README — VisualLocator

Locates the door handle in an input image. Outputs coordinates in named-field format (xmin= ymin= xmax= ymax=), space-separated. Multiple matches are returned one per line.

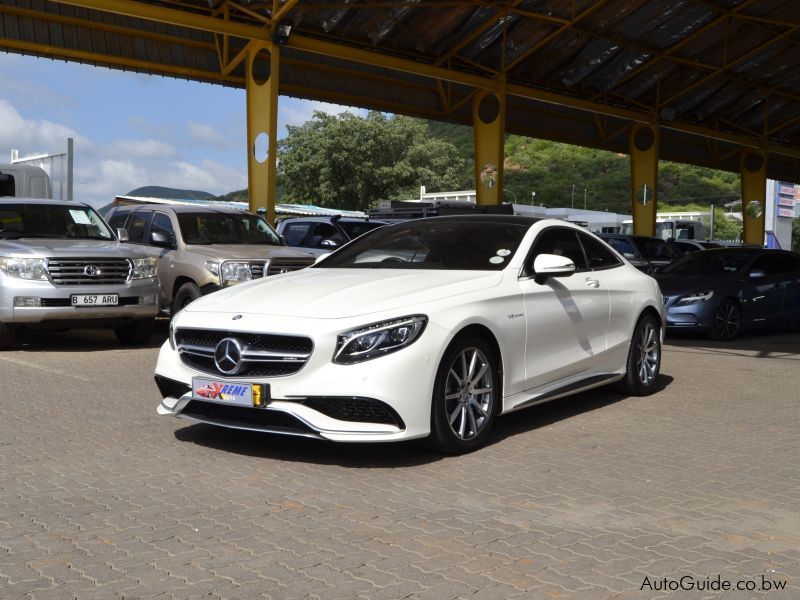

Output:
xmin=585 ymin=277 xmax=600 ymax=288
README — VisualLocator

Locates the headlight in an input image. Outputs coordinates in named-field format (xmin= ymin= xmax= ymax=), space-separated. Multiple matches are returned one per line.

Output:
xmin=130 ymin=257 xmax=157 ymax=279
xmin=220 ymin=261 xmax=253 ymax=284
xmin=334 ymin=315 xmax=427 ymax=364
xmin=0 ymin=257 xmax=48 ymax=280
xmin=677 ymin=290 xmax=714 ymax=306
xmin=206 ymin=260 xmax=253 ymax=285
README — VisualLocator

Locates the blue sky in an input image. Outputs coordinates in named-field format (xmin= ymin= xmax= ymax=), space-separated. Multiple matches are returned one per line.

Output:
xmin=0 ymin=52 xmax=363 ymax=208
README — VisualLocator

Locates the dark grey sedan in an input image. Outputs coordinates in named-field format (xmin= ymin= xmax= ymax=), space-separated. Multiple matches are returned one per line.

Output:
xmin=655 ymin=248 xmax=800 ymax=340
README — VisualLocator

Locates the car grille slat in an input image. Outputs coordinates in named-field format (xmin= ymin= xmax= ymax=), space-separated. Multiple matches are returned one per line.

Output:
xmin=267 ymin=257 xmax=315 ymax=276
xmin=47 ymin=258 xmax=131 ymax=285
xmin=175 ymin=328 xmax=313 ymax=377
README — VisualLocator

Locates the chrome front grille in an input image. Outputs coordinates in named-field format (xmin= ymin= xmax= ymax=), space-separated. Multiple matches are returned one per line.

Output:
xmin=267 ymin=257 xmax=315 ymax=276
xmin=175 ymin=328 xmax=314 ymax=377
xmin=47 ymin=258 xmax=131 ymax=285
xmin=249 ymin=261 xmax=266 ymax=278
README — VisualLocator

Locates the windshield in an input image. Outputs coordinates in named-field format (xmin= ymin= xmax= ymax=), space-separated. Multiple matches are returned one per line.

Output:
xmin=0 ymin=203 xmax=114 ymax=240
xmin=317 ymin=219 xmax=530 ymax=270
xmin=636 ymin=237 xmax=678 ymax=260
xmin=177 ymin=212 xmax=281 ymax=245
xmin=661 ymin=250 xmax=754 ymax=275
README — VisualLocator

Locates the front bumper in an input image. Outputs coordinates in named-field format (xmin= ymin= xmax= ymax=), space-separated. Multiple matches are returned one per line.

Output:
xmin=0 ymin=275 xmax=159 ymax=323
xmin=154 ymin=315 xmax=448 ymax=443
xmin=663 ymin=296 xmax=714 ymax=330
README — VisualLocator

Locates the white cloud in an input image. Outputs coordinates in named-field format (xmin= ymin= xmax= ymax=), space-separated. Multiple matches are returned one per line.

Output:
xmin=1 ymin=98 xmax=245 ymax=207
xmin=279 ymin=99 xmax=366 ymax=131
xmin=0 ymin=98 xmax=82 ymax=157
xmin=186 ymin=122 xmax=228 ymax=147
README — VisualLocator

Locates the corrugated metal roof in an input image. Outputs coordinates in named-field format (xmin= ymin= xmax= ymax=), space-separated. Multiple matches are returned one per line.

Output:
xmin=1 ymin=1 xmax=799 ymax=180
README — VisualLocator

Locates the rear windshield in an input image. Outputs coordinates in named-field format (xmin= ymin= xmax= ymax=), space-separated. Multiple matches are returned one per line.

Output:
xmin=0 ymin=203 xmax=114 ymax=240
xmin=317 ymin=220 xmax=529 ymax=270
xmin=177 ymin=212 xmax=281 ymax=245
xmin=661 ymin=251 xmax=754 ymax=275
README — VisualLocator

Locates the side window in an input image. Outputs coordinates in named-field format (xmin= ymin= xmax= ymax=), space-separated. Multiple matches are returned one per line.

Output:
xmin=779 ymin=254 xmax=800 ymax=274
xmin=578 ymin=232 xmax=622 ymax=269
xmin=150 ymin=212 xmax=176 ymax=246
xmin=637 ymin=238 xmax=676 ymax=260
xmin=0 ymin=173 xmax=15 ymax=196
xmin=530 ymin=228 xmax=588 ymax=272
xmin=311 ymin=222 xmax=346 ymax=248
xmin=127 ymin=210 xmax=152 ymax=244
xmin=749 ymin=254 xmax=781 ymax=276
xmin=606 ymin=237 xmax=636 ymax=257
xmin=283 ymin=222 xmax=313 ymax=247
xmin=107 ymin=211 xmax=128 ymax=231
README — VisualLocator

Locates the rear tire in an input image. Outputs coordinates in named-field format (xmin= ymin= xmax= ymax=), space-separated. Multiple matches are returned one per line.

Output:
xmin=429 ymin=335 xmax=500 ymax=454
xmin=710 ymin=299 xmax=741 ymax=341
xmin=172 ymin=282 xmax=201 ymax=315
xmin=616 ymin=313 xmax=661 ymax=396
xmin=0 ymin=322 xmax=16 ymax=350
xmin=115 ymin=318 xmax=155 ymax=346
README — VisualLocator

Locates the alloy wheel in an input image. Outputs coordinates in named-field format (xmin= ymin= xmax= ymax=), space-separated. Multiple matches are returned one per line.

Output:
xmin=714 ymin=302 xmax=741 ymax=340
xmin=636 ymin=321 xmax=659 ymax=386
xmin=443 ymin=347 xmax=494 ymax=441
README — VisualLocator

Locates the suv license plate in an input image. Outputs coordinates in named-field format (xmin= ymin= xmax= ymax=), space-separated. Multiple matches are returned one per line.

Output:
xmin=71 ymin=294 xmax=119 ymax=306
xmin=192 ymin=378 xmax=269 ymax=408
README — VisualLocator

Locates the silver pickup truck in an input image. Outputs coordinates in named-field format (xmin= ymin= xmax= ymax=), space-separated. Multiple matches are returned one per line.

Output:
xmin=0 ymin=199 xmax=160 ymax=349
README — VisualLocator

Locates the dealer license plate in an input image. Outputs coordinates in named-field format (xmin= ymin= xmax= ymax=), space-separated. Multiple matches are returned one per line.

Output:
xmin=71 ymin=294 xmax=119 ymax=306
xmin=191 ymin=378 xmax=269 ymax=407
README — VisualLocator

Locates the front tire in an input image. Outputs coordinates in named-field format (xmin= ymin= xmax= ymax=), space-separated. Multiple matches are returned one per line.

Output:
xmin=115 ymin=318 xmax=155 ymax=345
xmin=710 ymin=299 xmax=741 ymax=341
xmin=172 ymin=282 xmax=201 ymax=315
xmin=429 ymin=335 xmax=500 ymax=454
xmin=617 ymin=314 xmax=661 ymax=396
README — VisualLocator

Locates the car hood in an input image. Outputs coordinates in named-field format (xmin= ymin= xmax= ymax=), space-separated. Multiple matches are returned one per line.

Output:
xmin=185 ymin=268 xmax=504 ymax=319
xmin=0 ymin=238 xmax=148 ymax=258
xmin=185 ymin=244 xmax=314 ymax=260
xmin=654 ymin=273 xmax=736 ymax=296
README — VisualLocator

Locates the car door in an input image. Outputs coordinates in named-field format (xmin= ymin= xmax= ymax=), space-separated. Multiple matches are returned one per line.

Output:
xmin=144 ymin=211 xmax=178 ymax=307
xmin=520 ymin=227 xmax=611 ymax=391
xmin=744 ymin=253 xmax=784 ymax=325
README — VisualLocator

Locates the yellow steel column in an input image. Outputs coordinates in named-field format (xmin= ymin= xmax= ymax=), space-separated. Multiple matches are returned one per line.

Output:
xmin=472 ymin=87 xmax=506 ymax=206
xmin=739 ymin=149 xmax=767 ymax=245
xmin=629 ymin=124 xmax=659 ymax=237
xmin=245 ymin=42 xmax=279 ymax=223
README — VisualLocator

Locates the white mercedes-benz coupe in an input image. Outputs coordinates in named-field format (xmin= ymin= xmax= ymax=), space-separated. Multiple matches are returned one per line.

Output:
xmin=155 ymin=216 xmax=664 ymax=453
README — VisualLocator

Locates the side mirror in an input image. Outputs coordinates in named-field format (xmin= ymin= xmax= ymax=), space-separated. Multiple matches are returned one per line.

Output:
xmin=532 ymin=253 xmax=575 ymax=284
xmin=319 ymin=239 xmax=339 ymax=249
xmin=150 ymin=231 xmax=172 ymax=247
xmin=116 ymin=227 xmax=129 ymax=242
xmin=749 ymin=269 xmax=767 ymax=279
xmin=623 ymin=252 xmax=636 ymax=259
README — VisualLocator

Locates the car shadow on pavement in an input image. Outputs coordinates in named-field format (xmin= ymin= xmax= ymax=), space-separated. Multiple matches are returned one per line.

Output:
xmin=665 ymin=330 xmax=800 ymax=359
xmin=486 ymin=373 xmax=673 ymax=447
xmin=12 ymin=319 xmax=169 ymax=352
xmin=173 ymin=374 xmax=673 ymax=466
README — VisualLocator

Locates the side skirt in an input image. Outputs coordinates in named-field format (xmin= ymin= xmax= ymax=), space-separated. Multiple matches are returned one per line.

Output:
xmin=503 ymin=374 xmax=623 ymax=414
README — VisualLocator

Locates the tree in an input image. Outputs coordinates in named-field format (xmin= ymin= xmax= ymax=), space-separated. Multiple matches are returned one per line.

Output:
xmin=278 ymin=111 xmax=466 ymax=211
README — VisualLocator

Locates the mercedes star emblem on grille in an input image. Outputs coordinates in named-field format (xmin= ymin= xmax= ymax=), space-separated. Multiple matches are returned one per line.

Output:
xmin=214 ymin=337 xmax=243 ymax=375
xmin=83 ymin=265 xmax=100 ymax=277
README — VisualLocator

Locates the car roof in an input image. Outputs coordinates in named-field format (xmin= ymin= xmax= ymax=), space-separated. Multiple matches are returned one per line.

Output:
xmin=111 ymin=203 xmax=252 ymax=215
xmin=0 ymin=197 xmax=91 ymax=207
xmin=416 ymin=214 xmax=542 ymax=226
xmin=280 ymin=216 xmax=387 ymax=223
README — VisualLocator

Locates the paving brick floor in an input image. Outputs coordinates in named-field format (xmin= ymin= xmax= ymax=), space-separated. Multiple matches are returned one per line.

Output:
xmin=1 ymin=326 xmax=798 ymax=599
